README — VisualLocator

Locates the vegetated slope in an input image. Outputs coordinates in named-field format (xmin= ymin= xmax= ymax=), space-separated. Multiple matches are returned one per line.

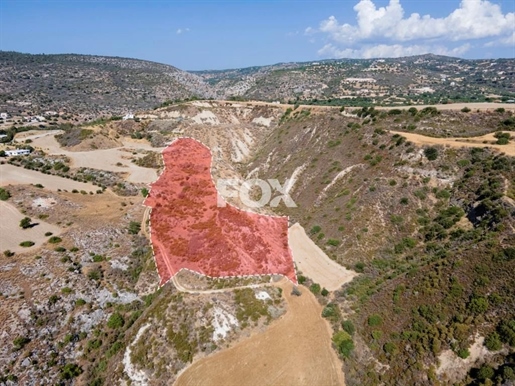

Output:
xmin=0 ymin=51 xmax=214 ymax=115
xmin=246 ymin=105 xmax=515 ymax=385
xmin=194 ymin=54 xmax=515 ymax=104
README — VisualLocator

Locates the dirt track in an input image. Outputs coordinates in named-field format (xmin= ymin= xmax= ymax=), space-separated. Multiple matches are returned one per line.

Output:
xmin=289 ymin=223 xmax=358 ymax=291
xmin=175 ymin=279 xmax=345 ymax=386
xmin=390 ymin=131 xmax=515 ymax=156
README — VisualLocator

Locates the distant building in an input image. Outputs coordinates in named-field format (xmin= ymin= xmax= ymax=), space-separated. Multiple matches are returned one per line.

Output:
xmin=0 ymin=113 xmax=8 ymax=119
xmin=123 ymin=113 xmax=134 ymax=120
xmin=5 ymin=149 xmax=31 ymax=156
xmin=0 ymin=134 xmax=7 ymax=139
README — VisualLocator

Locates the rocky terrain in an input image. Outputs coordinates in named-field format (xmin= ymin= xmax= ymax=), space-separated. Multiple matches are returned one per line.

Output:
xmin=0 ymin=65 xmax=515 ymax=385
xmin=1 ymin=52 xmax=514 ymax=119
xmin=0 ymin=52 xmax=214 ymax=116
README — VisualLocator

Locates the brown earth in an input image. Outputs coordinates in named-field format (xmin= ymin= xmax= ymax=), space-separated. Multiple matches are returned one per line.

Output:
xmin=390 ymin=130 xmax=515 ymax=156
xmin=288 ymin=223 xmax=358 ymax=291
xmin=174 ymin=278 xmax=345 ymax=386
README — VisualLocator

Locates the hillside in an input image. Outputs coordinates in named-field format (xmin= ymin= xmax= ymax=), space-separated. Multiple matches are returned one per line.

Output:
xmin=0 ymin=51 xmax=214 ymax=116
xmin=246 ymin=104 xmax=515 ymax=385
xmin=1 ymin=52 xmax=514 ymax=120
xmin=1 ymin=95 xmax=515 ymax=384
xmin=194 ymin=54 xmax=515 ymax=105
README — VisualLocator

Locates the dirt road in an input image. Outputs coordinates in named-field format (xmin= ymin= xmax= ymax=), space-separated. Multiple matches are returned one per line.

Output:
xmin=390 ymin=131 xmax=515 ymax=156
xmin=214 ymin=100 xmax=515 ymax=113
xmin=175 ymin=279 xmax=345 ymax=386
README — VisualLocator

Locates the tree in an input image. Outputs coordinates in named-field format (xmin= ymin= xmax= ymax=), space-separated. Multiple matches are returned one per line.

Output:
xmin=485 ymin=332 xmax=502 ymax=351
xmin=424 ymin=147 xmax=439 ymax=161
xmin=477 ymin=365 xmax=495 ymax=380
xmin=19 ymin=217 xmax=32 ymax=229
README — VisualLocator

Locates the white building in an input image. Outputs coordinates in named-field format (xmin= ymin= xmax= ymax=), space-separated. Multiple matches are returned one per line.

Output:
xmin=0 ymin=113 xmax=8 ymax=119
xmin=123 ymin=113 xmax=134 ymax=120
xmin=5 ymin=149 xmax=31 ymax=156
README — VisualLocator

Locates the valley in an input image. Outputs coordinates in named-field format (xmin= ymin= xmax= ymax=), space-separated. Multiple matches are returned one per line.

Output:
xmin=0 ymin=73 xmax=514 ymax=385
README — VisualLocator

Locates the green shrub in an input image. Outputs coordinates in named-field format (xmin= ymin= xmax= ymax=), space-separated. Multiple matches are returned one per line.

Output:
xmin=60 ymin=363 xmax=82 ymax=380
xmin=322 ymin=303 xmax=338 ymax=319
xmin=384 ymin=342 xmax=398 ymax=355
xmin=309 ymin=283 xmax=321 ymax=294
xmin=92 ymin=254 xmax=105 ymax=262
xmin=354 ymin=262 xmax=365 ymax=273
xmin=0 ymin=188 xmax=11 ymax=201
xmin=477 ymin=365 xmax=495 ymax=380
xmin=128 ymin=221 xmax=141 ymax=235
xmin=468 ymin=296 xmax=489 ymax=314
xmin=457 ymin=348 xmax=470 ymax=359
xmin=332 ymin=331 xmax=354 ymax=358
xmin=19 ymin=241 xmax=35 ymax=247
xmin=107 ymin=312 xmax=125 ymax=329
xmin=485 ymin=332 xmax=502 ymax=351
xmin=19 ymin=217 xmax=32 ymax=229
xmin=368 ymin=314 xmax=383 ymax=327
xmin=424 ymin=147 xmax=439 ymax=161
xmin=326 ymin=239 xmax=340 ymax=247
xmin=75 ymin=298 xmax=86 ymax=307
xmin=310 ymin=225 xmax=322 ymax=234
xmin=342 ymin=320 xmax=355 ymax=335
xmin=48 ymin=236 xmax=62 ymax=244
xmin=13 ymin=336 xmax=30 ymax=350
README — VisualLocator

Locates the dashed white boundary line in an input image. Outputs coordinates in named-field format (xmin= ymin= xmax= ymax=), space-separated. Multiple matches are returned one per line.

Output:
xmin=141 ymin=136 xmax=298 ymax=290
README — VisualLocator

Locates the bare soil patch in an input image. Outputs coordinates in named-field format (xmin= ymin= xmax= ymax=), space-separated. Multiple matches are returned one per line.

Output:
xmin=289 ymin=223 xmax=358 ymax=291
xmin=29 ymin=132 xmax=160 ymax=183
xmin=0 ymin=201 xmax=62 ymax=252
xmin=0 ymin=164 xmax=97 ymax=192
xmin=391 ymin=131 xmax=515 ymax=156
xmin=175 ymin=279 xmax=345 ymax=386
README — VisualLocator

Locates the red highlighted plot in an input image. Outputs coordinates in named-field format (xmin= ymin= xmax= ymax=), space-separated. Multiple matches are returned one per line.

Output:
xmin=144 ymin=138 xmax=297 ymax=286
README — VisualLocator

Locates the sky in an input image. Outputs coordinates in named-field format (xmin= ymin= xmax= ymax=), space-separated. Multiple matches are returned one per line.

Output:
xmin=0 ymin=0 xmax=513 ymax=71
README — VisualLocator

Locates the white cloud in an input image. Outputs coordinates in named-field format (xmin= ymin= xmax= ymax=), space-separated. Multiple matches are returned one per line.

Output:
xmin=485 ymin=31 xmax=515 ymax=47
xmin=309 ymin=0 xmax=515 ymax=58
xmin=176 ymin=28 xmax=190 ymax=35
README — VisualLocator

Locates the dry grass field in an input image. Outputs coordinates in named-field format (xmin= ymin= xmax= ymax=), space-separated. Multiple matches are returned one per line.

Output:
xmin=288 ymin=223 xmax=358 ymax=291
xmin=390 ymin=130 xmax=515 ymax=156
xmin=175 ymin=278 xmax=345 ymax=386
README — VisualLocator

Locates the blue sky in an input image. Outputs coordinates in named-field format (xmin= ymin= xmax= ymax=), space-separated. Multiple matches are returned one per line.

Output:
xmin=0 ymin=0 xmax=513 ymax=70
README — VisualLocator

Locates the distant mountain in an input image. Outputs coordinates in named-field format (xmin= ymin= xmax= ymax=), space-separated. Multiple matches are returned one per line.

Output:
xmin=194 ymin=54 xmax=515 ymax=104
xmin=1 ymin=52 xmax=514 ymax=116
xmin=0 ymin=51 xmax=214 ymax=115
